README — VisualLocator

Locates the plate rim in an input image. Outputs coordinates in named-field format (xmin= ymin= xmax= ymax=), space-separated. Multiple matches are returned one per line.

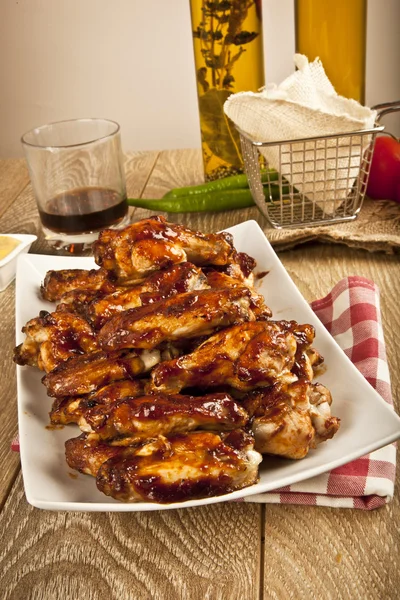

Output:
xmin=16 ymin=219 xmax=400 ymax=511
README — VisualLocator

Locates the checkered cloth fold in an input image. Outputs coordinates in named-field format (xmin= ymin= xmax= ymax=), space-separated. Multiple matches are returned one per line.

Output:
xmin=244 ymin=276 xmax=396 ymax=510
xmin=11 ymin=276 xmax=396 ymax=509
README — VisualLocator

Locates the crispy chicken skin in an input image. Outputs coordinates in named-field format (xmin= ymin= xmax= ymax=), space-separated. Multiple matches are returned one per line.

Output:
xmin=41 ymin=268 xmax=116 ymax=302
xmin=98 ymin=287 xmax=269 ymax=352
xmin=95 ymin=429 xmax=261 ymax=503
xmin=308 ymin=382 xmax=340 ymax=444
xmin=243 ymin=381 xmax=340 ymax=459
xmin=149 ymin=320 xmax=300 ymax=394
xmin=42 ymin=349 xmax=163 ymax=398
xmin=65 ymin=434 xmax=122 ymax=476
xmin=80 ymin=392 xmax=249 ymax=445
xmin=50 ymin=379 xmax=146 ymax=425
xmin=207 ymin=251 xmax=257 ymax=287
xmin=14 ymin=311 xmax=98 ymax=372
xmin=205 ymin=270 xmax=272 ymax=318
xmin=289 ymin=322 xmax=321 ymax=380
xmin=86 ymin=262 xmax=209 ymax=329
xmin=55 ymin=289 xmax=110 ymax=317
xmin=92 ymin=215 xmax=235 ymax=282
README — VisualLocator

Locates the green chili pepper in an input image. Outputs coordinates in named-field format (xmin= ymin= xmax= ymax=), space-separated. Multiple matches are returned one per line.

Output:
xmin=162 ymin=169 xmax=279 ymax=199
xmin=127 ymin=184 xmax=286 ymax=214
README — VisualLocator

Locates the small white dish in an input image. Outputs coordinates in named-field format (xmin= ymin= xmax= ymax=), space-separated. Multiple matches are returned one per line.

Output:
xmin=0 ymin=233 xmax=37 ymax=292
xmin=15 ymin=221 xmax=400 ymax=511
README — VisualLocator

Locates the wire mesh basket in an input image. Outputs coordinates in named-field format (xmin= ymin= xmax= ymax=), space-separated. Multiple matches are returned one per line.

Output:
xmin=237 ymin=102 xmax=399 ymax=229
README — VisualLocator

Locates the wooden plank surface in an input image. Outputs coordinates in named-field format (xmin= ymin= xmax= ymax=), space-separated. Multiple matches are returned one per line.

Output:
xmin=0 ymin=159 xmax=30 ymax=219
xmin=263 ymin=245 xmax=400 ymax=600
xmin=0 ymin=475 xmax=261 ymax=600
xmin=0 ymin=151 xmax=263 ymax=600
xmin=0 ymin=149 xmax=399 ymax=599
xmin=0 ymin=281 xmax=21 ymax=509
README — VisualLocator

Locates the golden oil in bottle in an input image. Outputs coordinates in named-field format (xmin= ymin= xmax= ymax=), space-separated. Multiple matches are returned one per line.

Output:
xmin=190 ymin=0 xmax=264 ymax=180
xmin=295 ymin=0 xmax=366 ymax=103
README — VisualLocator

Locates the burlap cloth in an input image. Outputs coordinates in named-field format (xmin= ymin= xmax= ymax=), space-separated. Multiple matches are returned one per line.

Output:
xmin=265 ymin=197 xmax=400 ymax=254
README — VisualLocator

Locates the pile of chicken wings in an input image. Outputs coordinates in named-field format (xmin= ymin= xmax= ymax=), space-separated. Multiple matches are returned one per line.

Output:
xmin=14 ymin=216 xmax=340 ymax=504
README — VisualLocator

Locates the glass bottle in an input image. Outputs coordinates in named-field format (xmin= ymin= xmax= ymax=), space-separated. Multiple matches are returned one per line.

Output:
xmin=295 ymin=0 xmax=366 ymax=103
xmin=189 ymin=0 xmax=264 ymax=180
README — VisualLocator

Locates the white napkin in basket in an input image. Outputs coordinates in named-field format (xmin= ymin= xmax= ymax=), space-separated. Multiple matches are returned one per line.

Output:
xmin=224 ymin=55 xmax=377 ymax=215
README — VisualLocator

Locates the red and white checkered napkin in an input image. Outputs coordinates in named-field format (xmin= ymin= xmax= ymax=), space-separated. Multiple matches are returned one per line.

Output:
xmin=245 ymin=276 xmax=396 ymax=510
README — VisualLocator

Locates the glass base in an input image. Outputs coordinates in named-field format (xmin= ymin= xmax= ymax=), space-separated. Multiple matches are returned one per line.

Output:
xmin=42 ymin=212 xmax=131 ymax=255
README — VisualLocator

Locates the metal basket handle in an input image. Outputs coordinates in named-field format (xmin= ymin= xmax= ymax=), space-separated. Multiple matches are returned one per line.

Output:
xmin=372 ymin=100 xmax=400 ymax=122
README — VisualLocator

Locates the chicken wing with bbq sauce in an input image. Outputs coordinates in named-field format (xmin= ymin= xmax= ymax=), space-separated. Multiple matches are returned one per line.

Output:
xmin=65 ymin=434 xmax=123 ymax=476
xmin=205 ymin=270 xmax=272 ymax=319
xmin=292 ymin=347 xmax=325 ymax=381
xmin=55 ymin=289 xmax=110 ymax=317
xmin=43 ymin=348 xmax=163 ymax=398
xmin=41 ymin=268 xmax=116 ymax=302
xmin=93 ymin=215 xmax=235 ymax=282
xmin=206 ymin=250 xmax=257 ymax=287
xmin=279 ymin=320 xmax=320 ymax=380
xmin=98 ymin=287 xmax=267 ymax=352
xmin=242 ymin=380 xmax=339 ymax=459
xmin=14 ymin=311 xmax=98 ymax=372
xmin=309 ymin=382 xmax=340 ymax=444
xmin=50 ymin=379 xmax=145 ymax=425
xmin=79 ymin=392 xmax=249 ymax=445
xmin=149 ymin=320 xmax=299 ymax=395
xmin=96 ymin=429 xmax=261 ymax=503
xmin=86 ymin=262 xmax=209 ymax=329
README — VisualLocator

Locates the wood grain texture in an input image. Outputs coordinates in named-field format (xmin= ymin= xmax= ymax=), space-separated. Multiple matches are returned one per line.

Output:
xmin=1 ymin=150 xmax=400 ymax=599
xmin=0 ymin=474 xmax=261 ymax=600
xmin=0 ymin=159 xmax=30 ymax=219
xmin=0 ymin=282 xmax=21 ymax=509
xmin=0 ymin=151 xmax=263 ymax=600
xmin=263 ymin=502 xmax=399 ymax=600
xmin=129 ymin=148 xmax=270 ymax=233
xmin=262 ymin=245 xmax=400 ymax=600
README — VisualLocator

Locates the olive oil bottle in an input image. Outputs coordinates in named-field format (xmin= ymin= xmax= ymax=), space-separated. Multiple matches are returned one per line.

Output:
xmin=190 ymin=0 xmax=264 ymax=180
xmin=295 ymin=0 xmax=366 ymax=103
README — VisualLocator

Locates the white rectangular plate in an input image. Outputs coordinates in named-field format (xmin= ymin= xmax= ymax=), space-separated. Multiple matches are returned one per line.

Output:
xmin=16 ymin=220 xmax=400 ymax=511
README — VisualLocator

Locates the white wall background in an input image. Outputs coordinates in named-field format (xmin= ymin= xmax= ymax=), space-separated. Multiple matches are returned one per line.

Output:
xmin=365 ymin=0 xmax=400 ymax=137
xmin=0 ymin=0 xmax=398 ymax=158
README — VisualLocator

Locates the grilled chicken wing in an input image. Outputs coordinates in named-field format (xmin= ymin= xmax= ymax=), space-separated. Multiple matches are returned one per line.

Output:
xmin=289 ymin=323 xmax=322 ymax=380
xmin=42 ymin=348 xmax=164 ymax=398
xmin=65 ymin=434 xmax=122 ymax=476
xmin=207 ymin=250 xmax=257 ymax=287
xmin=149 ymin=320 xmax=301 ymax=394
xmin=93 ymin=215 xmax=235 ymax=282
xmin=205 ymin=270 xmax=272 ymax=318
xmin=55 ymin=289 xmax=110 ymax=317
xmin=41 ymin=268 xmax=116 ymax=302
xmin=79 ymin=392 xmax=249 ymax=445
xmin=86 ymin=262 xmax=209 ymax=329
xmin=95 ymin=429 xmax=261 ymax=503
xmin=14 ymin=311 xmax=98 ymax=372
xmin=309 ymin=382 xmax=340 ymax=444
xmin=98 ymin=287 xmax=268 ymax=352
xmin=243 ymin=381 xmax=340 ymax=459
xmin=50 ymin=379 xmax=145 ymax=425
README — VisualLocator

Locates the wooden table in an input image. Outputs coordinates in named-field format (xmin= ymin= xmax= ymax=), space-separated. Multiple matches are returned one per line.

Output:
xmin=0 ymin=150 xmax=399 ymax=599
